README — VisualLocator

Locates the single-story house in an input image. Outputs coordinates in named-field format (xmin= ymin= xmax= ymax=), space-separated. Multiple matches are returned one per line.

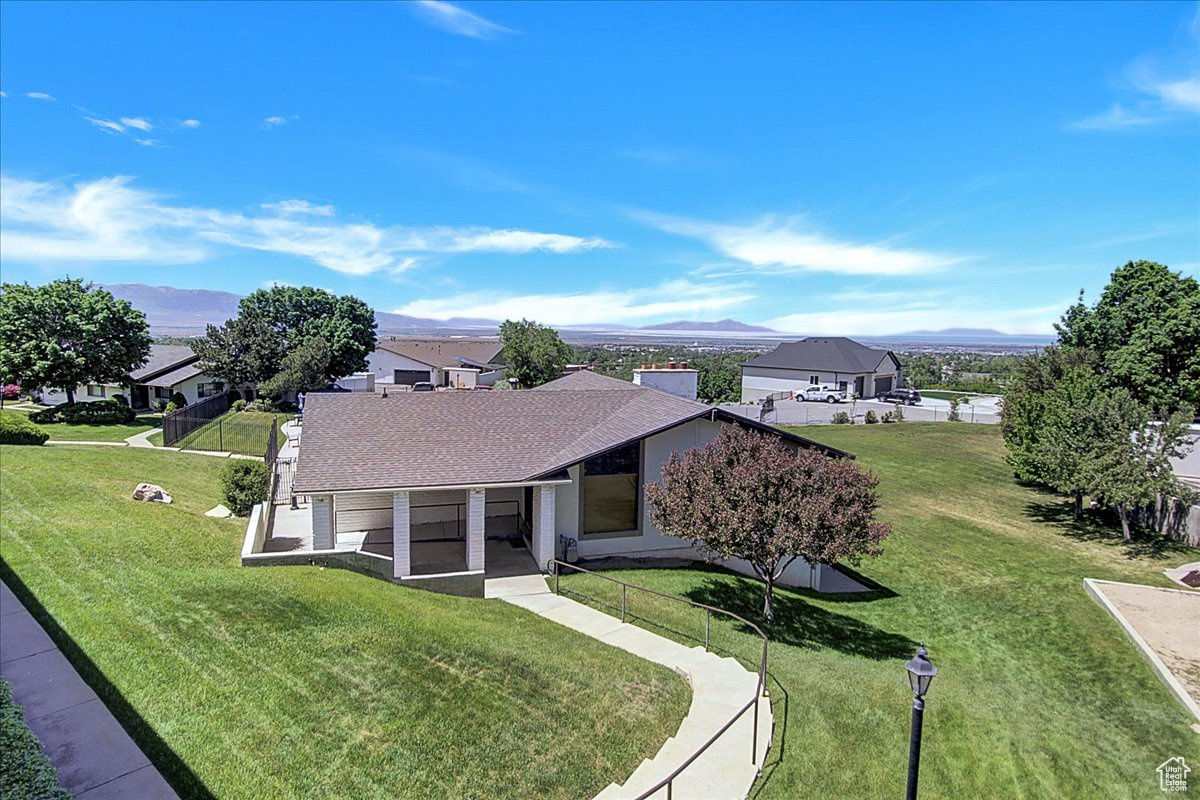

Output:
xmin=261 ymin=370 xmax=865 ymax=596
xmin=366 ymin=337 xmax=506 ymax=388
xmin=740 ymin=337 xmax=902 ymax=402
xmin=39 ymin=345 xmax=250 ymax=409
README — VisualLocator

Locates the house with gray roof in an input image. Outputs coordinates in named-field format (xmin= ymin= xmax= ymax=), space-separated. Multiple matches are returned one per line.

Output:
xmin=367 ymin=336 xmax=506 ymax=389
xmin=40 ymin=344 xmax=239 ymax=409
xmin=250 ymin=371 xmax=857 ymax=596
xmin=740 ymin=337 xmax=902 ymax=402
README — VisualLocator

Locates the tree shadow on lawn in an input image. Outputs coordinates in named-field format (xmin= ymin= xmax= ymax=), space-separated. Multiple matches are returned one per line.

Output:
xmin=1023 ymin=498 xmax=1196 ymax=561
xmin=0 ymin=562 xmax=217 ymax=800
xmin=684 ymin=577 xmax=915 ymax=660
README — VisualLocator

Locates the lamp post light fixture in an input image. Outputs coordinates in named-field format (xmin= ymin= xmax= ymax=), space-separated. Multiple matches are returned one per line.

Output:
xmin=904 ymin=644 xmax=937 ymax=800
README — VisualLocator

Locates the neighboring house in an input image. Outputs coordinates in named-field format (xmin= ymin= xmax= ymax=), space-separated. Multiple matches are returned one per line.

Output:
xmin=740 ymin=337 xmax=903 ymax=402
xmin=40 ymin=345 xmax=250 ymax=409
xmin=261 ymin=370 xmax=864 ymax=596
xmin=366 ymin=337 xmax=506 ymax=388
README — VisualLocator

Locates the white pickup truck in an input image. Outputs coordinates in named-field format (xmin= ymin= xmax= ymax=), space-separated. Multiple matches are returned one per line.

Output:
xmin=796 ymin=385 xmax=847 ymax=403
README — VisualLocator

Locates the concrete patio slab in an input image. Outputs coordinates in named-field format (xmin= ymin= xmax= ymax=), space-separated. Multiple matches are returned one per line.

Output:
xmin=0 ymin=607 xmax=58 ymax=664
xmin=2 ymin=648 xmax=99 ymax=719
xmin=77 ymin=764 xmax=178 ymax=800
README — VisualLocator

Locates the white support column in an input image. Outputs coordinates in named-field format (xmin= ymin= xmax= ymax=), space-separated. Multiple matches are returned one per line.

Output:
xmin=467 ymin=488 xmax=486 ymax=572
xmin=392 ymin=491 xmax=411 ymax=579
xmin=312 ymin=495 xmax=335 ymax=550
xmin=531 ymin=485 xmax=556 ymax=572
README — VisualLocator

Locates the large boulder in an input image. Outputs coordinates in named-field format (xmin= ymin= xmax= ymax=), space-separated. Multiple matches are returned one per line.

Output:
xmin=132 ymin=483 xmax=173 ymax=504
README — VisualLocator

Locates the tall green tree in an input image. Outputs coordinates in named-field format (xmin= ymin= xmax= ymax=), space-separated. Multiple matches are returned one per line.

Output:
xmin=499 ymin=319 xmax=571 ymax=388
xmin=1056 ymin=261 xmax=1200 ymax=413
xmin=194 ymin=285 xmax=376 ymax=387
xmin=258 ymin=338 xmax=332 ymax=398
xmin=0 ymin=278 xmax=151 ymax=403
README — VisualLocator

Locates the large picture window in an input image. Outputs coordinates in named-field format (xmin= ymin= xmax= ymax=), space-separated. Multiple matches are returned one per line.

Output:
xmin=582 ymin=441 xmax=640 ymax=535
xmin=86 ymin=384 xmax=105 ymax=397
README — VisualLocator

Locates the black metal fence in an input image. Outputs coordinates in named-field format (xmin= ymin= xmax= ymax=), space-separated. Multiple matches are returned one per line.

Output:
xmin=167 ymin=414 xmax=275 ymax=455
xmin=265 ymin=423 xmax=280 ymax=532
xmin=162 ymin=392 xmax=230 ymax=447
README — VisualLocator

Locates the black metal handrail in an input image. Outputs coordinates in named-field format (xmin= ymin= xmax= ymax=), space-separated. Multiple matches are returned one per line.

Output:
xmin=547 ymin=559 xmax=770 ymax=800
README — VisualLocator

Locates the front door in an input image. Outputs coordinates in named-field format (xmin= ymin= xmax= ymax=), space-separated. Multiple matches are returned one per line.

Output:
xmin=854 ymin=376 xmax=865 ymax=398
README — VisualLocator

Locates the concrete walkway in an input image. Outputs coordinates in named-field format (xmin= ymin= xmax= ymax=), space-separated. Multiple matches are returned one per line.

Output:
xmin=486 ymin=575 xmax=772 ymax=800
xmin=124 ymin=427 xmax=161 ymax=448
xmin=1 ymin=580 xmax=178 ymax=799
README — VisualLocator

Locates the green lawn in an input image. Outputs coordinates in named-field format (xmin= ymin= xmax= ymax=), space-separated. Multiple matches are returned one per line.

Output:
xmin=0 ymin=446 xmax=689 ymax=800
xmin=171 ymin=411 xmax=282 ymax=455
xmin=2 ymin=407 xmax=161 ymax=442
xmin=562 ymin=424 xmax=1199 ymax=799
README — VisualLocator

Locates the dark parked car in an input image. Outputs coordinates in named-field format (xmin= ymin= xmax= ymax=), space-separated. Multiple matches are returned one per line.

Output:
xmin=879 ymin=387 xmax=921 ymax=405
xmin=411 ymin=382 xmax=435 ymax=392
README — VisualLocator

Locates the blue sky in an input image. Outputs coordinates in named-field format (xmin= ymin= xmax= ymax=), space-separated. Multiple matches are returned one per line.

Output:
xmin=1 ymin=1 xmax=1197 ymax=334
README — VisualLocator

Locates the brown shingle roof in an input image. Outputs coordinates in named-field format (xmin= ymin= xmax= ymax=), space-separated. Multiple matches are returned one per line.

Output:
xmin=375 ymin=337 xmax=505 ymax=368
xmin=294 ymin=371 xmax=849 ymax=493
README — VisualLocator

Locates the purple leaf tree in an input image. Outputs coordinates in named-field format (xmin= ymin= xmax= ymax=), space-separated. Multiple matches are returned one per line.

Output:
xmin=645 ymin=426 xmax=890 ymax=621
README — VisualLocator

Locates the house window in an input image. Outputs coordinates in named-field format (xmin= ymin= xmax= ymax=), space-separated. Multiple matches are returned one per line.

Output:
xmin=154 ymin=386 xmax=170 ymax=400
xmin=86 ymin=384 xmax=105 ymax=397
xmin=196 ymin=382 xmax=224 ymax=398
xmin=808 ymin=375 xmax=820 ymax=386
xmin=582 ymin=441 xmax=641 ymax=535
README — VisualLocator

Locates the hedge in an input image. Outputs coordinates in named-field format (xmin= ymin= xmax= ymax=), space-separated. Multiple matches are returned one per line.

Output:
xmin=29 ymin=400 xmax=136 ymax=425
xmin=0 ymin=679 xmax=72 ymax=800
xmin=0 ymin=412 xmax=49 ymax=446
xmin=222 ymin=461 xmax=271 ymax=516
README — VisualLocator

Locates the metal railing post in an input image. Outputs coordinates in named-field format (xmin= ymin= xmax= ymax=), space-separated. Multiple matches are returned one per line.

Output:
xmin=705 ymin=608 xmax=711 ymax=651
xmin=555 ymin=563 xmax=560 ymax=595
xmin=621 ymin=584 xmax=627 ymax=623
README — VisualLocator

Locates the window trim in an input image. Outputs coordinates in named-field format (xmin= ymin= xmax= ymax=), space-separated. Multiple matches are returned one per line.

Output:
xmin=578 ymin=439 xmax=644 ymax=540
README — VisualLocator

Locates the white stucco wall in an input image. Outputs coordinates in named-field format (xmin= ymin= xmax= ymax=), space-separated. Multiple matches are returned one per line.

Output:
xmin=40 ymin=383 xmax=124 ymax=405
xmin=741 ymin=363 xmax=901 ymax=402
xmin=366 ymin=349 xmax=435 ymax=385
xmin=633 ymin=369 xmax=699 ymax=400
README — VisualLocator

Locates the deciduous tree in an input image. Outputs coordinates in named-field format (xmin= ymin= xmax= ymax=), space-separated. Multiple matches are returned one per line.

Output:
xmin=258 ymin=338 xmax=332 ymax=397
xmin=0 ymin=278 xmax=151 ymax=403
xmin=1056 ymin=261 xmax=1200 ymax=413
xmin=645 ymin=427 xmax=890 ymax=621
xmin=194 ymin=285 xmax=376 ymax=387
xmin=499 ymin=319 xmax=571 ymax=388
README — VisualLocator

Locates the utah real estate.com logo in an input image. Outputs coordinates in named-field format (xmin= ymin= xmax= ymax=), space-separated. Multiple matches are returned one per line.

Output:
xmin=1158 ymin=757 xmax=1190 ymax=792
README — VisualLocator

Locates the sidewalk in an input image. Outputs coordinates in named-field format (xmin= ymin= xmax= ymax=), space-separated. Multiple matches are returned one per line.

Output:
xmin=0 ymin=580 xmax=178 ymax=799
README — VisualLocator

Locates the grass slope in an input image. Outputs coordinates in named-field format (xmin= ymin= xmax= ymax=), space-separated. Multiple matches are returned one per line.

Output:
xmin=171 ymin=411 xmax=280 ymax=455
xmin=0 ymin=446 xmax=688 ymax=800
xmin=563 ymin=423 xmax=1199 ymax=799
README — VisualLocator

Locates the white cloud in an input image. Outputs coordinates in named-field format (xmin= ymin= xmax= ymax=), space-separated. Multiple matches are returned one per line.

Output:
xmin=1138 ymin=75 xmax=1200 ymax=113
xmin=84 ymin=117 xmax=126 ymax=134
xmin=263 ymin=115 xmax=289 ymax=128
xmin=133 ymin=138 xmax=162 ymax=148
xmin=767 ymin=301 xmax=1066 ymax=337
xmin=262 ymin=199 xmax=336 ymax=216
xmin=411 ymin=0 xmax=515 ymax=40
xmin=1069 ymin=103 xmax=1159 ymax=131
xmin=394 ymin=280 xmax=752 ymax=326
xmin=120 ymin=117 xmax=153 ymax=131
xmin=0 ymin=91 xmax=7 ymax=98
xmin=25 ymin=91 xmax=55 ymax=101
xmin=0 ymin=174 xmax=614 ymax=276
xmin=179 ymin=118 xmax=201 ymax=128
xmin=640 ymin=212 xmax=960 ymax=276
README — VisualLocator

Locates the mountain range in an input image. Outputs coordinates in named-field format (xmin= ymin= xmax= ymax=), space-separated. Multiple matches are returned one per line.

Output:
xmin=101 ymin=284 xmax=778 ymax=335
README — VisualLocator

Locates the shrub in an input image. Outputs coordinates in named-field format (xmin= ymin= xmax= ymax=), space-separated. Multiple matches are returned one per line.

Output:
xmin=831 ymin=411 xmax=852 ymax=425
xmin=249 ymin=399 xmax=274 ymax=412
xmin=882 ymin=407 xmax=905 ymax=423
xmin=1 ymin=679 xmax=72 ymax=799
xmin=169 ymin=392 xmax=188 ymax=409
xmin=227 ymin=388 xmax=242 ymax=403
xmin=864 ymin=410 xmax=878 ymax=424
xmin=2 ymin=384 xmax=19 ymax=400
xmin=0 ymin=411 xmax=49 ymax=445
xmin=222 ymin=460 xmax=271 ymax=516
xmin=231 ymin=399 xmax=248 ymax=413
xmin=28 ymin=400 xmax=135 ymax=425
xmin=947 ymin=397 xmax=963 ymax=422
xmin=110 ymin=393 xmax=129 ymax=406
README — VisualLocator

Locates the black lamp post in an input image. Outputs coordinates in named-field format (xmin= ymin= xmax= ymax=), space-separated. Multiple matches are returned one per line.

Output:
xmin=904 ymin=644 xmax=937 ymax=800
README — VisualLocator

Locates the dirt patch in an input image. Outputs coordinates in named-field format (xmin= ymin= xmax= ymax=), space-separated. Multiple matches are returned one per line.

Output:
xmin=1098 ymin=582 xmax=1200 ymax=704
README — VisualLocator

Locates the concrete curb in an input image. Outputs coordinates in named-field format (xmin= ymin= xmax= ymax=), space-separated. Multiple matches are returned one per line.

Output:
xmin=1083 ymin=578 xmax=1200 ymax=723
xmin=0 ymin=580 xmax=178 ymax=799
